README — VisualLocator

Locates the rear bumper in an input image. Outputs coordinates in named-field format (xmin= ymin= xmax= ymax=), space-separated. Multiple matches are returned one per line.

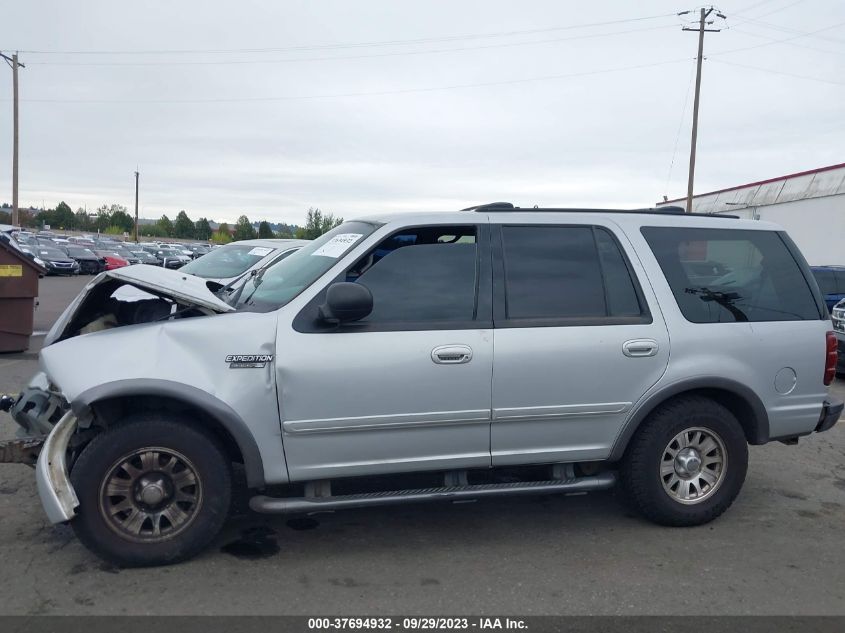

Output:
xmin=816 ymin=397 xmax=843 ymax=434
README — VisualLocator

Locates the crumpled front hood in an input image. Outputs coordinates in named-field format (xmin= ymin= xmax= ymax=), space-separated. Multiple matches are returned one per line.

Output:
xmin=43 ymin=264 xmax=235 ymax=346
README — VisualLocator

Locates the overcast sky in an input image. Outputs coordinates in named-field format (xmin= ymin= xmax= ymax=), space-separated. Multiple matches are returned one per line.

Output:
xmin=0 ymin=0 xmax=843 ymax=225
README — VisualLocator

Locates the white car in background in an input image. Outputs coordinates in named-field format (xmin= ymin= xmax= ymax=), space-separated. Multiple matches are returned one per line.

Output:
xmin=179 ymin=238 xmax=308 ymax=290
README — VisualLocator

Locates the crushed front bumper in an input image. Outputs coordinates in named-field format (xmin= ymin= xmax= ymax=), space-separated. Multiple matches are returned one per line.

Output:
xmin=2 ymin=373 xmax=80 ymax=523
xmin=816 ymin=397 xmax=843 ymax=434
xmin=35 ymin=411 xmax=80 ymax=523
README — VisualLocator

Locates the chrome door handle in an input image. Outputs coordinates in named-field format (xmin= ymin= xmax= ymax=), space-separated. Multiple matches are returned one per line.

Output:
xmin=431 ymin=345 xmax=473 ymax=364
xmin=622 ymin=339 xmax=659 ymax=358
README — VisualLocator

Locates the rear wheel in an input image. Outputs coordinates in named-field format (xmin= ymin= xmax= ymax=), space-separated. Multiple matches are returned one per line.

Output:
xmin=621 ymin=396 xmax=748 ymax=526
xmin=70 ymin=414 xmax=232 ymax=567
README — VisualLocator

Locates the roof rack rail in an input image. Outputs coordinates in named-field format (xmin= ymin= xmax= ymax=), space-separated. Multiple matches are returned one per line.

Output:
xmin=461 ymin=202 xmax=515 ymax=212
xmin=463 ymin=203 xmax=737 ymax=219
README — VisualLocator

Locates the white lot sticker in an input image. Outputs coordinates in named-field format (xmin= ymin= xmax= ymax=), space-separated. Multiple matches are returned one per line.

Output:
xmin=311 ymin=233 xmax=364 ymax=258
xmin=247 ymin=247 xmax=274 ymax=257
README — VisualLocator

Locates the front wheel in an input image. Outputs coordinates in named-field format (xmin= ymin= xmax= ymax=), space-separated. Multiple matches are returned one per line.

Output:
xmin=621 ymin=396 xmax=748 ymax=526
xmin=69 ymin=414 xmax=232 ymax=567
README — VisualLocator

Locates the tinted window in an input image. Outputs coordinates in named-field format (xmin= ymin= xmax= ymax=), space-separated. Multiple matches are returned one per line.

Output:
xmin=595 ymin=228 xmax=643 ymax=317
xmin=356 ymin=241 xmax=477 ymax=323
xmin=642 ymin=227 xmax=821 ymax=323
xmin=500 ymin=226 xmax=644 ymax=320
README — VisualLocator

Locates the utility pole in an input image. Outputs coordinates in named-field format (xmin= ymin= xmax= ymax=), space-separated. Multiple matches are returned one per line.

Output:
xmin=681 ymin=7 xmax=725 ymax=213
xmin=134 ymin=170 xmax=140 ymax=242
xmin=1 ymin=52 xmax=25 ymax=227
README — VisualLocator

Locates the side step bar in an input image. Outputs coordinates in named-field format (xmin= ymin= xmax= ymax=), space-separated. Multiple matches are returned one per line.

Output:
xmin=250 ymin=472 xmax=616 ymax=514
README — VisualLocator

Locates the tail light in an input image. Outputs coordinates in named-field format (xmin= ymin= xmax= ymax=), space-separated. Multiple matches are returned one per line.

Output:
xmin=824 ymin=331 xmax=837 ymax=386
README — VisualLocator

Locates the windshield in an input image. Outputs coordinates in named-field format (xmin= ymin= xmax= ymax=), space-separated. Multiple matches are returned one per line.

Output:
xmin=67 ymin=247 xmax=95 ymax=257
xmin=239 ymin=221 xmax=379 ymax=310
xmin=38 ymin=247 xmax=67 ymax=259
xmin=181 ymin=243 xmax=278 ymax=278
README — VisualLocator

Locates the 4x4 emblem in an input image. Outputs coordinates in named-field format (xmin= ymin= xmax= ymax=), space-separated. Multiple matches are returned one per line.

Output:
xmin=225 ymin=354 xmax=273 ymax=369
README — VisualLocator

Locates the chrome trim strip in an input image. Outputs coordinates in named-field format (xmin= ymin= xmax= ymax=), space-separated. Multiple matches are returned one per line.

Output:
xmin=283 ymin=409 xmax=491 ymax=434
xmin=493 ymin=402 xmax=632 ymax=421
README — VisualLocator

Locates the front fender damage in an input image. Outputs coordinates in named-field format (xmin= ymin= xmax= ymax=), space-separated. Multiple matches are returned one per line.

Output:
xmin=35 ymin=411 xmax=80 ymax=524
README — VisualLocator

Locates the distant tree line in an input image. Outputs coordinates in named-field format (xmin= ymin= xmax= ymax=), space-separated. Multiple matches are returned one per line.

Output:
xmin=2 ymin=201 xmax=343 ymax=242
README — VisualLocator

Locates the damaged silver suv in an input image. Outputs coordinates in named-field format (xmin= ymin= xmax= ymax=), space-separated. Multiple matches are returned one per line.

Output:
xmin=3 ymin=203 xmax=842 ymax=566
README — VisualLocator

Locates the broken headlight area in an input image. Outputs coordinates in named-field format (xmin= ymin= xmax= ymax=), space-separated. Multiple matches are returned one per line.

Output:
xmin=2 ymin=379 xmax=94 ymax=466
xmin=1 ymin=377 xmax=68 ymax=465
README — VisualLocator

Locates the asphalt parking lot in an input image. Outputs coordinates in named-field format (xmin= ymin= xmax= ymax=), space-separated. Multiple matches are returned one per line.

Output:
xmin=0 ymin=275 xmax=844 ymax=615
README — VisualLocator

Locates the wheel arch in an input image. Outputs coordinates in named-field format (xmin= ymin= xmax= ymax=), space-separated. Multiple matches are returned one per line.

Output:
xmin=70 ymin=379 xmax=265 ymax=488
xmin=609 ymin=377 xmax=770 ymax=461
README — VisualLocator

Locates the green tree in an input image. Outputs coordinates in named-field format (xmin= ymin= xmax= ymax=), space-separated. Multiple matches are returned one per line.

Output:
xmin=275 ymin=223 xmax=296 ymax=238
xmin=111 ymin=210 xmax=135 ymax=233
xmin=156 ymin=214 xmax=174 ymax=237
xmin=257 ymin=220 xmax=274 ymax=239
xmin=54 ymin=201 xmax=75 ymax=229
xmin=74 ymin=209 xmax=91 ymax=231
xmin=174 ymin=210 xmax=195 ymax=239
xmin=295 ymin=208 xmax=342 ymax=240
xmin=212 ymin=222 xmax=232 ymax=244
xmin=233 ymin=215 xmax=256 ymax=241
xmin=195 ymin=217 xmax=212 ymax=241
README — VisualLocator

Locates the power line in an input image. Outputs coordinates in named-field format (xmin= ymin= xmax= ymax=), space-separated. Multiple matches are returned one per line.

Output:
xmin=710 ymin=19 xmax=845 ymax=56
xmin=8 ymin=57 xmax=693 ymax=104
xmin=729 ymin=15 xmax=845 ymax=44
xmin=21 ymin=23 xmax=679 ymax=67
xmin=709 ymin=58 xmax=845 ymax=85
xmin=731 ymin=0 xmax=808 ymax=25
xmin=14 ymin=13 xmax=677 ymax=56
xmin=729 ymin=26 xmax=845 ymax=56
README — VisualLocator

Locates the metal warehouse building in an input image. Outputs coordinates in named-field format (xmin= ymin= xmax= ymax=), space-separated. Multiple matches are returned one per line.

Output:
xmin=658 ymin=163 xmax=845 ymax=266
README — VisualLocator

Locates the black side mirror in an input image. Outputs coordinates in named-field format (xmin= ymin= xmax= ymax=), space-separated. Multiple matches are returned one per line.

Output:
xmin=319 ymin=282 xmax=373 ymax=324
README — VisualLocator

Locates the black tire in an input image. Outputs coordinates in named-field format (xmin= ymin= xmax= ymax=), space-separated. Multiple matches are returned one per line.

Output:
xmin=70 ymin=413 xmax=232 ymax=567
xmin=621 ymin=395 xmax=748 ymax=526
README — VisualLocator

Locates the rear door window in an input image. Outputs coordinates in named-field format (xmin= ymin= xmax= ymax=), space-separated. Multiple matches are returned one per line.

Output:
xmin=496 ymin=225 xmax=648 ymax=324
xmin=642 ymin=227 xmax=823 ymax=323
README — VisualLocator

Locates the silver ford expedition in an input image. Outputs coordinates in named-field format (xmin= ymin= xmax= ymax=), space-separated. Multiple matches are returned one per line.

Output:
xmin=3 ymin=202 xmax=841 ymax=566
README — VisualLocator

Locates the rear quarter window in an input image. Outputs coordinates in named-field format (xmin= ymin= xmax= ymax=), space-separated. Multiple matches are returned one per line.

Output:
xmin=641 ymin=227 xmax=823 ymax=323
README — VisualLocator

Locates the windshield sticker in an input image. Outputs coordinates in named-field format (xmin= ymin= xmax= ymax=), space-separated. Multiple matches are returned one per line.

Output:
xmin=311 ymin=233 xmax=364 ymax=258
xmin=247 ymin=247 xmax=274 ymax=257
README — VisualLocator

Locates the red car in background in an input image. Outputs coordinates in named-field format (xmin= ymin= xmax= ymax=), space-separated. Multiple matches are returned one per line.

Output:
xmin=94 ymin=250 xmax=129 ymax=271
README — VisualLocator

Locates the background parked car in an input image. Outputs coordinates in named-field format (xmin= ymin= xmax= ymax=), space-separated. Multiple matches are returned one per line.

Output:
xmin=94 ymin=250 xmax=129 ymax=271
xmin=179 ymin=238 xmax=308 ymax=288
xmin=63 ymin=245 xmax=105 ymax=274
xmin=810 ymin=265 xmax=845 ymax=311
xmin=143 ymin=245 xmax=188 ymax=268
xmin=185 ymin=243 xmax=212 ymax=259
xmin=129 ymin=249 xmax=162 ymax=266
xmin=33 ymin=246 xmax=80 ymax=276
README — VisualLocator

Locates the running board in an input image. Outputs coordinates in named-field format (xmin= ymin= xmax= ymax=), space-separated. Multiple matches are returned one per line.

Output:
xmin=249 ymin=472 xmax=616 ymax=514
